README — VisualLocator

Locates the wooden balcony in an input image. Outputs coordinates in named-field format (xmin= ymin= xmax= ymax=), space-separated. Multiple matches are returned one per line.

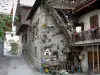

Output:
xmin=73 ymin=27 xmax=100 ymax=46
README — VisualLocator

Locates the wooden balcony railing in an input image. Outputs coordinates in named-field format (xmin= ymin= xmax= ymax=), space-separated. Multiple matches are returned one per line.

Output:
xmin=74 ymin=27 xmax=100 ymax=42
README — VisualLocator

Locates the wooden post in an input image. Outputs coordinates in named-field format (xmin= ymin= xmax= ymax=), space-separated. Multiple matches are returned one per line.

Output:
xmin=61 ymin=1 xmax=63 ymax=9
xmin=97 ymin=45 xmax=99 ymax=73
xmin=92 ymin=46 xmax=94 ymax=73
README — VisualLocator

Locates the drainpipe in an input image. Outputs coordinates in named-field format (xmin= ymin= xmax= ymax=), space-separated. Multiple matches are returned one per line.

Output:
xmin=97 ymin=45 xmax=99 ymax=73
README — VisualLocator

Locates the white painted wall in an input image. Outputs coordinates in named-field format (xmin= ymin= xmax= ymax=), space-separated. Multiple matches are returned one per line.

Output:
xmin=80 ymin=48 xmax=88 ymax=72
xmin=18 ymin=35 xmax=22 ymax=56
xmin=80 ymin=46 xmax=100 ymax=73
xmin=78 ymin=9 xmax=100 ymax=72
xmin=4 ymin=32 xmax=19 ymax=55
xmin=79 ymin=9 xmax=100 ymax=31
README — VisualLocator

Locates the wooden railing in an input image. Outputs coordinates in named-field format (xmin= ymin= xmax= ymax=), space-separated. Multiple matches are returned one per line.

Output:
xmin=74 ymin=27 xmax=100 ymax=42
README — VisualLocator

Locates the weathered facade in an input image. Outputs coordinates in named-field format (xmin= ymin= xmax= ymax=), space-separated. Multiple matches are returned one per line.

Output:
xmin=15 ymin=1 xmax=32 ymax=56
xmin=72 ymin=0 xmax=100 ymax=74
xmin=27 ymin=6 xmax=69 ymax=68
xmin=15 ymin=0 xmax=100 ymax=74
xmin=25 ymin=0 xmax=77 ymax=70
xmin=73 ymin=9 xmax=100 ymax=73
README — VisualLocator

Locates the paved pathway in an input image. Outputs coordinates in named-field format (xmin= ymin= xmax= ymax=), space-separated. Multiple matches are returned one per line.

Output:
xmin=0 ymin=56 xmax=94 ymax=75
xmin=0 ymin=56 xmax=10 ymax=75
xmin=0 ymin=56 xmax=49 ymax=75
xmin=7 ymin=56 xmax=35 ymax=75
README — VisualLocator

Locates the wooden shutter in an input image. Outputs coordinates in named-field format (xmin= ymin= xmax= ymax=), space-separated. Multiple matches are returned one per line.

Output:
xmin=90 ymin=15 xmax=99 ymax=29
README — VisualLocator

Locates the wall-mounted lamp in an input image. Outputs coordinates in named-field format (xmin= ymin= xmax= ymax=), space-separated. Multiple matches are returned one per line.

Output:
xmin=79 ymin=54 xmax=85 ymax=60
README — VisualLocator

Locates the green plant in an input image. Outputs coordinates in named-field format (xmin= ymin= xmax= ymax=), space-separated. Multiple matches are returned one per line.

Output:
xmin=14 ymin=16 xmax=19 ymax=22
xmin=10 ymin=42 xmax=18 ymax=55
xmin=0 ymin=15 xmax=12 ymax=38
xmin=14 ymin=16 xmax=19 ymax=25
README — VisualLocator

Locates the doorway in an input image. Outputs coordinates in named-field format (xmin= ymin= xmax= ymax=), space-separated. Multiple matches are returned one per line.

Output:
xmin=88 ymin=52 xmax=100 ymax=72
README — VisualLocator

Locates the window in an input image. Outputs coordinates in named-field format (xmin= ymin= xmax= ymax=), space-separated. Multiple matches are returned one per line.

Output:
xmin=35 ymin=47 xmax=37 ymax=58
xmin=75 ymin=23 xmax=84 ymax=32
xmin=25 ymin=34 xmax=27 ymax=43
xmin=76 ymin=26 xmax=82 ymax=33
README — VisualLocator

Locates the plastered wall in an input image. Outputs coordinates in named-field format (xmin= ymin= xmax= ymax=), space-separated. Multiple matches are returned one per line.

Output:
xmin=79 ymin=9 xmax=100 ymax=31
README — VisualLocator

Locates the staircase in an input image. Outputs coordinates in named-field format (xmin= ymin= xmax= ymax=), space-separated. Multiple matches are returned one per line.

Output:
xmin=45 ymin=2 xmax=74 ymax=47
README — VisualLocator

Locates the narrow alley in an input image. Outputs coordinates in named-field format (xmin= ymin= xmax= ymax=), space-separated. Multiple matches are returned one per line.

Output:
xmin=7 ymin=56 xmax=35 ymax=75
xmin=0 ymin=56 xmax=50 ymax=75
xmin=0 ymin=56 xmax=34 ymax=75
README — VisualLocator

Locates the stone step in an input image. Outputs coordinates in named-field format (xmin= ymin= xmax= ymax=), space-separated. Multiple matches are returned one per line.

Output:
xmin=68 ymin=73 xmax=91 ymax=75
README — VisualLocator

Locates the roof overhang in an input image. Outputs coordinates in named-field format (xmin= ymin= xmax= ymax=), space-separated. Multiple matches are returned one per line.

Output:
xmin=75 ymin=0 xmax=100 ymax=17
xmin=26 ymin=0 xmax=42 ymax=20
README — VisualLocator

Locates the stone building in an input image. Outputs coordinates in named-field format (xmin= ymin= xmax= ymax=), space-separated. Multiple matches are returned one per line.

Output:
xmin=16 ymin=0 xmax=73 ymax=69
xmin=26 ymin=0 xmax=70 ymax=69
xmin=15 ymin=0 xmax=100 ymax=74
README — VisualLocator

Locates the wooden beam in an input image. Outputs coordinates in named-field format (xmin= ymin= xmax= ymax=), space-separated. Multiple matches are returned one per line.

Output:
xmin=75 ymin=0 xmax=97 ymax=12
xmin=92 ymin=46 xmax=94 ymax=74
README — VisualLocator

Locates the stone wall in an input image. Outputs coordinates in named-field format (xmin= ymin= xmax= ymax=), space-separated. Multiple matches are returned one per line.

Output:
xmin=0 ymin=38 xmax=4 ymax=57
xmin=27 ymin=6 xmax=68 ymax=68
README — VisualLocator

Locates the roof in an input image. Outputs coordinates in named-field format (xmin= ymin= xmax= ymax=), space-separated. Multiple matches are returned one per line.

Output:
xmin=26 ymin=0 xmax=42 ymax=20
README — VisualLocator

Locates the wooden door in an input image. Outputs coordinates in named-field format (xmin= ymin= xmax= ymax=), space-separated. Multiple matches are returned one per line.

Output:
xmin=88 ymin=52 xmax=100 ymax=71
